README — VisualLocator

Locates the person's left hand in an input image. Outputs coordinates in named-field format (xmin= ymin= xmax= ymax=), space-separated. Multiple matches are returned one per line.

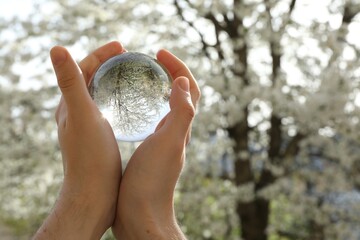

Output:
xmin=112 ymin=49 xmax=200 ymax=239
xmin=34 ymin=41 xmax=124 ymax=240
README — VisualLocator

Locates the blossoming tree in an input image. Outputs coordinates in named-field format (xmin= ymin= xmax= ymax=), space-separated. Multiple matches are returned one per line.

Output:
xmin=0 ymin=0 xmax=359 ymax=239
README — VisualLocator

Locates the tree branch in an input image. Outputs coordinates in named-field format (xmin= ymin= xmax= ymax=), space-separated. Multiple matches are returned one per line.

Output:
xmin=261 ymin=0 xmax=299 ymax=192
xmin=204 ymin=12 xmax=226 ymax=61
xmin=342 ymin=3 xmax=360 ymax=24
xmin=282 ymin=133 xmax=304 ymax=159
xmin=173 ymin=0 xmax=213 ymax=58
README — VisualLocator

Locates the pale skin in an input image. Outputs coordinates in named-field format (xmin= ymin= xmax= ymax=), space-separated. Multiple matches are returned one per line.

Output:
xmin=32 ymin=41 xmax=200 ymax=240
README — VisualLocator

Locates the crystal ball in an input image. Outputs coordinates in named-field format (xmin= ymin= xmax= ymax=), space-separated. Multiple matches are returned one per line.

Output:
xmin=89 ymin=52 xmax=171 ymax=142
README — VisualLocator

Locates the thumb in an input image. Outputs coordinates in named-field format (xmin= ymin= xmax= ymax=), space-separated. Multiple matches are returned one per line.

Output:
xmin=50 ymin=46 xmax=90 ymax=112
xmin=163 ymin=77 xmax=195 ymax=142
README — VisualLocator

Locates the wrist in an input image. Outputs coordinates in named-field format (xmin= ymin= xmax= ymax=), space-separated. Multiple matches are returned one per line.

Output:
xmin=114 ymin=219 xmax=185 ymax=240
xmin=113 ymin=203 xmax=186 ymax=240
xmin=33 ymin=186 xmax=115 ymax=240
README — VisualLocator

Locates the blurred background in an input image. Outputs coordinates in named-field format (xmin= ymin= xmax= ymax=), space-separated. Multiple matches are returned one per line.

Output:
xmin=1 ymin=0 xmax=360 ymax=239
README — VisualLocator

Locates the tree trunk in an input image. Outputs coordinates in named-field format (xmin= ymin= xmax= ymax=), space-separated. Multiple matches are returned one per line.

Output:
xmin=236 ymin=200 xmax=268 ymax=240
xmin=228 ymin=109 xmax=269 ymax=240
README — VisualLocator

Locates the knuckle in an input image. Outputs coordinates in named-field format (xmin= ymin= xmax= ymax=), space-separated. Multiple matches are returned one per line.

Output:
xmin=58 ymin=75 xmax=76 ymax=91
xmin=185 ymin=132 xmax=191 ymax=146
xmin=183 ymin=99 xmax=196 ymax=120
xmin=193 ymin=85 xmax=201 ymax=100
xmin=55 ymin=101 xmax=67 ymax=126
xmin=55 ymin=107 xmax=60 ymax=124
xmin=190 ymin=84 xmax=201 ymax=108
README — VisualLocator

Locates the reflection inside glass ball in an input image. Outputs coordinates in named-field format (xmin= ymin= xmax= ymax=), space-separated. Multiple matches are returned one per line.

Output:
xmin=89 ymin=52 xmax=171 ymax=142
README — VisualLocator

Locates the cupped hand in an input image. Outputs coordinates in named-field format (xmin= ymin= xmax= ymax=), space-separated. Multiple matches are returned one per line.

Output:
xmin=34 ymin=41 xmax=124 ymax=240
xmin=112 ymin=49 xmax=201 ymax=239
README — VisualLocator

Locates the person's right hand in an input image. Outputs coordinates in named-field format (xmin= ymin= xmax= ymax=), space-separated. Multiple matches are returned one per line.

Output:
xmin=34 ymin=41 xmax=125 ymax=240
xmin=112 ymin=49 xmax=200 ymax=239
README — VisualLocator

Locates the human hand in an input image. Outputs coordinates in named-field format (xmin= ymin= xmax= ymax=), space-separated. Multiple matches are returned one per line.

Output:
xmin=34 ymin=41 xmax=124 ymax=240
xmin=112 ymin=49 xmax=201 ymax=239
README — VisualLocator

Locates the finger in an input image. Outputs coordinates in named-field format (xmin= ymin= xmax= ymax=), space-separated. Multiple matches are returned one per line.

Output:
xmin=79 ymin=41 xmax=124 ymax=85
xmin=50 ymin=46 xmax=91 ymax=113
xmin=162 ymin=77 xmax=195 ymax=145
xmin=156 ymin=49 xmax=201 ymax=109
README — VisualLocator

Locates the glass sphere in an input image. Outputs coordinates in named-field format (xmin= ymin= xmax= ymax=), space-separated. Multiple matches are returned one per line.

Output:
xmin=89 ymin=52 xmax=171 ymax=142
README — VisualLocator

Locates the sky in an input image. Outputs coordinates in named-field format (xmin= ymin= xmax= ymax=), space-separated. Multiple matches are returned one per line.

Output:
xmin=0 ymin=0 xmax=33 ymax=19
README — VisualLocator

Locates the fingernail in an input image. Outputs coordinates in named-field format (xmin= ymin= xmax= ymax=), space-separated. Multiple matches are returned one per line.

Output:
xmin=51 ymin=47 xmax=67 ymax=66
xmin=178 ymin=77 xmax=190 ymax=92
